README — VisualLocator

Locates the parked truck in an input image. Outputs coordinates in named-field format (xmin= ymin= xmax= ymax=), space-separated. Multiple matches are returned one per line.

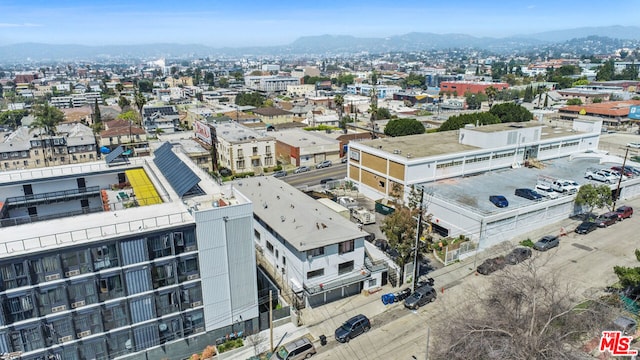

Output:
xmin=351 ymin=207 xmax=376 ymax=225
xmin=537 ymin=175 xmax=579 ymax=194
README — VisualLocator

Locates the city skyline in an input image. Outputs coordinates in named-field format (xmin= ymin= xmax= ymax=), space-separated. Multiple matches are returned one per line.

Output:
xmin=1 ymin=0 xmax=639 ymax=48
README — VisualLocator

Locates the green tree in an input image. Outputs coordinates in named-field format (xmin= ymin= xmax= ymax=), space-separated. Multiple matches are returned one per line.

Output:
xmin=235 ymin=92 xmax=265 ymax=107
xmin=117 ymin=110 xmax=140 ymax=124
xmin=488 ymin=103 xmax=533 ymax=123
xmin=438 ymin=112 xmax=501 ymax=132
xmin=402 ymin=73 xmax=426 ymax=89
xmin=574 ymin=184 xmax=612 ymax=217
xmin=118 ymin=96 xmax=131 ymax=110
xmin=134 ymin=92 xmax=147 ymax=121
xmin=138 ymin=79 xmax=153 ymax=93
xmin=566 ymin=98 xmax=583 ymax=105
xmin=93 ymin=99 xmax=101 ymax=125
xmin=334 ymin=94 xmax=345 ymax=133
xmin=0 ymin=109 xmax=28 ymax=129
xmin=335 ymin=74 xmax=355 ymax=87
xmin=115 ymin=83 xmax=124 ymax=94
xmin=218 ymin=77 xmax=229 ymax=88
xmin=376 ymin=107 xmax=392 ymax=120
xmin=572 ymin=79 xmax=590 ymax=87
xmin=596 ymin=59 xmax=616 ymax=81
xmin=484 ymin=86 xmax=497 ymax=108
xmin=523 ymin=86 xmax=534 ymax=103
xmin=614 ymin=250 xmax=640 ymax=289
xmin=370 ymin=70 xmax=378 ymax=85
xmin=383 ymin=118 xmax=425 ymax=137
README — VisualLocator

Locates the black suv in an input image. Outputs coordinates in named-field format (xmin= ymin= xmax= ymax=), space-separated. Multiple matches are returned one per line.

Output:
xmin=334 ymin=314 xmax=371 ymax=343
xmin=404 ymin=284 xmax=437 ymax=310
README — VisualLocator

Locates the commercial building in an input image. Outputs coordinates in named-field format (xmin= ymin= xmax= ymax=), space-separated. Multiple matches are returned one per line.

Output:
xmin=347 ymin=120 xmax=605 ymax=246
xmin=272 ymin=128 xmax=341 ymax=167
xmin=0 ymin=143 xmax=258 ymax=360
xmin=244 ymin=76 xmax=300 ymax=93
xmin=439 ymin=81 xmax=509 ymax=95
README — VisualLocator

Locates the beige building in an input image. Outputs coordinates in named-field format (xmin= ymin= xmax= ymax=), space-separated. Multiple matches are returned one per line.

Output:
xmin=0 ymin=123 xmax=97 ymax=171
xmin=210 ymin=121 xmax=276 ymax=175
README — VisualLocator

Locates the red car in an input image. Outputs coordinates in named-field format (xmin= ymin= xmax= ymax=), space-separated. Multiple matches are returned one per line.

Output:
xmin=611 ymin=166 xmax=634 ymax=177
xmin=616 ymin=206 xmax=633 ymax=220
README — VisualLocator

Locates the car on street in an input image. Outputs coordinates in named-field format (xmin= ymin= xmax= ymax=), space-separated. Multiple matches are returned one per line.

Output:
xmin=341 ymin=157 xmax=348 ymax=163
xmin=404 ymin=284 xmax=437 ymax=310
xmin=534 ymin=184 xmax=559 ymax=199
xmin=334 ymin=314 xmax=371 ymax=343
xmin=533 ymin=235 xmax=560 ymax=251
xmin=316 ymin=160 xmax=332 ymax=169
xmin=574 ymin=221 xmax=599 ymax=234
xmin=616 ymin=206 xmax=634 ymax=220
xmin=505 ymin=247 xmax=532 ymax=265
xmin=477 ymin=256 xmax=508 ymax=274
xmin=319 ymin=178 xmax=334 ymax=185
xmin=272 ymin=170 xmax=287 ymax=178
xmin=276 ymin=337 xmax=316 ymax=360
xmin=514 ymin=188 xmax=544 ymax=201
xmin=596 ymin=212 xmax=619 ymax=227
xmin=489 ymin=195 xmax=508 ymax=208
xmin=293 ymin=166 xmax=311 ymax=174
xmin=627 ymin=142 xmax=640 ymax=149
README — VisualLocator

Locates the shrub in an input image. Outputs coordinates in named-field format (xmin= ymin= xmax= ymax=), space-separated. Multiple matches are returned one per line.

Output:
xmin=202 ymin=345 xmax=216 ymax=358
xmin=520 ymin=239 xmax=534 ymax=248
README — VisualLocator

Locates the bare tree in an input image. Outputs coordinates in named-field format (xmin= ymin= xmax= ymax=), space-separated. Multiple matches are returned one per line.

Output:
xmin=431 ymin=259 xmax=621 ymax=359
xmin=246 ymin=332 xmax=268 ymax=357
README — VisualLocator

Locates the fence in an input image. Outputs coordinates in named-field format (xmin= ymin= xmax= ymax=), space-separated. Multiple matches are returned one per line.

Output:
xmin=443 ymin=241 xmax=477 ymax=266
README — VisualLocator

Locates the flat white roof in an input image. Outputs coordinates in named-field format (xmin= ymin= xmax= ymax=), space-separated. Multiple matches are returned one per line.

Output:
xmin=235 ymin=177 xmax=364 ymax=251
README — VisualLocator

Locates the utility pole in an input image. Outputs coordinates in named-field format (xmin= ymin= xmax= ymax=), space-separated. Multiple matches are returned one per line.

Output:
xmin=269 ymin=290 xmax=274 ymax=353
xmin=412 ymin=187 xmax=424 ymax=292
xmin=613 ymin=147 xmax=630 ymax=210
xmin=425 ymin=326 xmax=430 ymax=360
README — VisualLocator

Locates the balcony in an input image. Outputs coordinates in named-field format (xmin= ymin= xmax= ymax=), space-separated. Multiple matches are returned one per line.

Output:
xmin=5 ymin=186 xmax=101 ymax=208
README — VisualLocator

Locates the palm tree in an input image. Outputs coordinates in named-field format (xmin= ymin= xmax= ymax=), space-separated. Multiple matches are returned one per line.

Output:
xmin=485 ymin=86 xmax=497 ymax=109
xmin=334 ymin=94 xmax=345 ymax=134
xmin=30 ymin=102 xmax=65 ymax=167
xmin=134 ymin=91 xmax=147 ymax=123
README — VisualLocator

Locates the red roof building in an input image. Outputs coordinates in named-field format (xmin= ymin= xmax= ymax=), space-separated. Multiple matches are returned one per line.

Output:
xmin=440 ymin=81 xmax=509 ymax=95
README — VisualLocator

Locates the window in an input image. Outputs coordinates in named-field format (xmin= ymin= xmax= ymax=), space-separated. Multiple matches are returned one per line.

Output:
xmin=0 ymin=262 xmax=30 ymax=290
xmin=307 ymin=268 xmax=324 ymax=279
xmin=10 ymin=325 xmax=44 ymax=352
xmin=92 ymin=244 xmax=119 ymax=270
xmin=180 ymin=286 xmax=203 ymax=309
xmin=307 ymin=247 xmax=324 ymax=258
xmin=102 ymin=302 xmax=129 ymax=331
xmin=61 ymin=249 xmax=91 ymax=276
xmin=36 ymin=286 xmax=67 ymax=315
xmin=338 ymin=260 xmax=354 ymax=274
xmin=155 ymin=290 xmax=180 ymax=316
xmin=254 ymin=229 xmax=261 ymax=241
xmin=74 ymin=309 xmax=103 ymax=337
xmin=6 ymin=293 xmax=36 ymax=322
xmin=178 ymin=257 xmax=199 ymax=281
xmin=236 ymin=159 xmax=245 ymax=169
xmin=31 ymin=255 xmax=62 ymax=283
xmin=152 ymin=262 xmax=176 ymax=289
xmin=266 ymin=241 xmax=274 ymax=253
xmin=98 ymin=273 xmax=124 ymax=301
xmin=149 ymin=234 xmax=173 ymax=259
xmin=339 ymin=240 xmax=355 ymax=254
xmin=252 ymin=146 xmax=258 ymax=155
xmin=68 ymin=280 xmax=99 ymax=307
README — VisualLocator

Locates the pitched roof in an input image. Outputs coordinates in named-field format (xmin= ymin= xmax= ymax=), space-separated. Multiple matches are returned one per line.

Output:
xmin=252 ymin=107 xmax=291 ymax=117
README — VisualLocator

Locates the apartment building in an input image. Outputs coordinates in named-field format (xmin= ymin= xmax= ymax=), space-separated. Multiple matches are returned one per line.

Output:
xmin=207 ymin=121 xmax=276 ymax=174
xmin=0 ymin=142 xmax=258 ymax=360
xmin=237 ymin=177 xmax=384 ymax=308
xmin=0 ymin=124 xmax=97 ymax=171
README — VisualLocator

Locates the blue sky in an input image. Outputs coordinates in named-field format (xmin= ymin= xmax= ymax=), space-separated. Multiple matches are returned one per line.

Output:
xmin=0 ymin=0 xmax=638 ymax=47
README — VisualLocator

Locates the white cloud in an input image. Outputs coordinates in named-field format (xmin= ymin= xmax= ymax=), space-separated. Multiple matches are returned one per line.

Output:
xmin=0 ymin=23 xmax=42 ymax=28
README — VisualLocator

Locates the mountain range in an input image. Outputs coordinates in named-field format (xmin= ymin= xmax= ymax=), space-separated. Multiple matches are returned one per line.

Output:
xmin=1 ymin=26 xmax=640 ymax=64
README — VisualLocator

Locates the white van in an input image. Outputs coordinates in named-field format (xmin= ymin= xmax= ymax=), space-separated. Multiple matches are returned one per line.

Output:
xmin=276 ymin=337 xmax=316 ymax=360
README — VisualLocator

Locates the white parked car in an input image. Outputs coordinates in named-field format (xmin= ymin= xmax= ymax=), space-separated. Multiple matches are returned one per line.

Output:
xmin=535 ymin=184 xmax=559 ymax=199
xmin=627 ymin=142 xmax=640 ymax=149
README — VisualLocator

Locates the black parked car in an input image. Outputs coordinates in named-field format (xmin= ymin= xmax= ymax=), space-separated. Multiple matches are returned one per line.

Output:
xmin=505 ymin=247 xmax=532 ymax=265
xmin=476 ymin=256 xmax=508 ymax=275
xmin=514 ymin=188 xmax=544 ymax=201
xmin=335 ymin=314 xmax=371 ymax=343
xmin=575 ymin=221 xmax=598 ymax=234
xmin=404 ymin=284 xmax=437 ymax=310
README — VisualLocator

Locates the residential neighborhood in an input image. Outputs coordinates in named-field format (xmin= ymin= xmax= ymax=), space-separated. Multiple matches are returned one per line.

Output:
xmin=3 ymin=9 xmax=640 ymax=359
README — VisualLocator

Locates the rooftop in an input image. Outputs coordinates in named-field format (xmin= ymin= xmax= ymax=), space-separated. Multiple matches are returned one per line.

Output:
xmin=212 ymin=121 xmax=273 ymax=143
xmin=235 ymin=176 xmax=364 ymax=251
xmin=0 ymin=145 xmax=246 ymax=257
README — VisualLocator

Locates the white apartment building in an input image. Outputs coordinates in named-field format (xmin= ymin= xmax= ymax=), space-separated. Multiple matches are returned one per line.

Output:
xmin=244 ymin=76 xmax=300 ymax=93
xmin=237 ymin=177 xmax=384 ymax=308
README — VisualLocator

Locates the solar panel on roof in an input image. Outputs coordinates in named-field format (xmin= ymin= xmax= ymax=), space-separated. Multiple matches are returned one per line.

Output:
xmin=153 ymin=142 xmax=201 ymax=198
xmin=105 ymin=145 xmax=125 ymax=164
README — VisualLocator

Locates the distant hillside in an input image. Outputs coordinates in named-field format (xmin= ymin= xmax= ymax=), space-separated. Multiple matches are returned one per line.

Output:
xmin=1 ymin=26 xmax=640 ymax=63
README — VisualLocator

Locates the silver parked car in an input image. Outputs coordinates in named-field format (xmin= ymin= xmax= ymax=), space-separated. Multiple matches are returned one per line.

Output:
xmin=293 ymin=166 xmax=311 ymax=174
